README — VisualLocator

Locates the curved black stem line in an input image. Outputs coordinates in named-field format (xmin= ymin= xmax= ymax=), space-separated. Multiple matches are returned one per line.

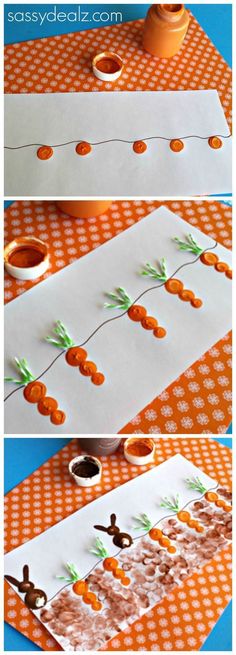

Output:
xmin=42 ymin=482 xmax=223 ymax=605
xmin=4 ymin=134 xmax=232 ymax=150
xmin=4 ymin=241 xmax=218 ymax=403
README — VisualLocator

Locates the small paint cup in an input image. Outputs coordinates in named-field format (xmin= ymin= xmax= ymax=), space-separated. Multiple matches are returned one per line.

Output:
xmin=92 ymin=51 xmax=123 ymax=81
xmin=4 ymin=236 xmax=49 ymax=281
xmin=68 ymin=455 xmax=102 ymax=487
xmin=124 ymin=438 xmax=155 ymax=466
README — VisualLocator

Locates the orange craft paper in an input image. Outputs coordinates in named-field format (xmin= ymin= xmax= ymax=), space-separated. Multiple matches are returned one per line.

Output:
xmin=4 ymin=200 xmax=232 ymax=434
xmin=4 ymin=15 xmax=232 ymax=135
xmin=4 ymin=438 xmax=232 ymax=651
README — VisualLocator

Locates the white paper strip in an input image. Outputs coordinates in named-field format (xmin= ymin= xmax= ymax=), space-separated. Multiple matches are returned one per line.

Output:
xmin=4 ymin=90 xmax=232 ymax=196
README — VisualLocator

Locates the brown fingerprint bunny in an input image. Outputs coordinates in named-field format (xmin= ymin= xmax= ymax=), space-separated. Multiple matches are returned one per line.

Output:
xmin=94 ymin=513 xmax=133 ymax=549
xmin=5 ymin=564 xmax=47 ymax=609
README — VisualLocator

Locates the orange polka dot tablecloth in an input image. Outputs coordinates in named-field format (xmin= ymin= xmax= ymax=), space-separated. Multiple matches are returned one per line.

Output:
xmin=4 ymin=200 xmax=232 ymax=434
xmin=4 ymin=13 xmax=232 ymax=136
xmin=4 ymin=437 xmax=232 ymax=651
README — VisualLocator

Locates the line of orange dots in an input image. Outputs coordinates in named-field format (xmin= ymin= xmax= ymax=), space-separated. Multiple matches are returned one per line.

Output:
xmin=23 ymin=381 xmax=66 ymax=425
xmin=148 ymin=527 xmax=176 ymax=552
xmin=65 ymin=346 xmax=105 ymax=386
xmin=36 ymin=136 xmax=223 ymax=160
xmin=102 ymin=557 xmax=130 ymax=585
xmin=72 ymin=580 xmax=102 ymax=612
xmin=204 ymin=491 xmax=231 ymax=512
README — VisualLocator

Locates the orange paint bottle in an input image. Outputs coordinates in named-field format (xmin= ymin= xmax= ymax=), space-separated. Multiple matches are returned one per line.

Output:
xmin=56 ymin=201 xmax=112 ymax=219
xmin=142 ymin=4 xmax=190 ymax=58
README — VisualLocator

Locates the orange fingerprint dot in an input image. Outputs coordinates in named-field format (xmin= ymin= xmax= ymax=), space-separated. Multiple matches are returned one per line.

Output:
xmin=121 ymin=576 xmax=131 ymax=586
xmin=165 ymin=278 xmax=184 ymax=294
xmin=167 ymin=546 xmax=176 ymax=554
xmin=113 ymin=568 xmax=125 ymax=579
xmin=205 ymin=491 xmax=218 ymax=502
xmin=200 ymin=252 xmax=219 ymax=266
xmin=191 ymin=298 xmax=203 ymax=309
xmin=170 ymin=139 xmax=184 ymax=153
xmin=225 ymin=269 xmax=232 ymax=279
xmin=91 ymin=600 xmax=103 ymax=611
xmin=215 ymin=499 xmax=226 ymax=508
xmin=91 ymin=372 xmax=105 ymax=386
xmin=215 ymin=262 xmax=229 ymax=273
xmin=153 ymin=326 xmax=167 ymax=338
xmin=208 ymin=136 xmax=222 ymax=149
xmin=141 ymin=316 xmax=158 ymax=330
xmin=38 ymin=397 xmax=58 ymax=416
xmin=73 ymin=580 xmax=87 ymax=596
xmin=195 ymin=524 xmax=204 ymax=533
xmin=83 ymin=592 xmax=97 ymax=604
xmin=103 ymin=558 xmax=118 ymax=572
xmin=50 ymin=409 xmax=66 ymax=425
xmin=177 ymin=511 xmax=190 ymax=523
xmin=128 ymin=305 xmax=147 ymax=322
xmin=66 ymin=347 xmax=87 ymax=366
xmin=187 ymin=519 xmax=198 ymax=529
xmin=24 ymin=381 xmax=46 ymax=404
xmin=159 ymin=536 xmax=170 ymax=548
xmin=76 ymin=141 xmax=92 ymax=156
xmin=133 ymin=140 xmax=147 ymax=154
xmin=179 ymin=289 xmax=195 ymax=302
xmin=79 ymin=361 xmax=97 ymax=377
xmin=149 ymin=528 xmax=163 ymax=541
xmin=224 ymin=505 xmax=232 ymax=513
xmin=37 ymin=145 xmax=53 ymax=160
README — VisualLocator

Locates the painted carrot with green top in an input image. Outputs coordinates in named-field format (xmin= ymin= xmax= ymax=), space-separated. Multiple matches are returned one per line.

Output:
xmin=45 ymin=320 xmax=105 ymax=385
xmin=160 ymin=494 xmax=204 ymax=533
xmin=5 ymin=357 xmax=66 ymax=425
xmin=140 ymin=258 xmax=203 ymax=308
xmin=57 ymin=563 xmax=102 ymax=611
xmin=173 ymin=234 xmax=232 ymax=279
xmin=90 ymin=538 xmax=131 ymax=586
xmin=104 ymin=287 xmax=166 ymax=338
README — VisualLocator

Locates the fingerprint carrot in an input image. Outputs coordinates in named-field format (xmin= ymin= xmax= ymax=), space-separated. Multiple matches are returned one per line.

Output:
xmin=204 ymin=491 xmax=231 ymax=513
xmin=90 ymin=537 xmax=131 ymax=586
xmin=160 ymin=495 xmax=204 ymax=533
xmin=140 ymin=258 xmax=203 ymax=309
xmin=4 ymin=357 xmax=66 ymax=425
xmin=56 ymin=563 xmax=102 ymax=611
xmin=133 ymin=514 xmax=176 ymax=553
xmin=45 ymin=320 xmax=105 ymax=385
xmin=104 ymin=287 xmax=166 ymax=339
xmin=173 ymin=234 xmax=232 ymax=279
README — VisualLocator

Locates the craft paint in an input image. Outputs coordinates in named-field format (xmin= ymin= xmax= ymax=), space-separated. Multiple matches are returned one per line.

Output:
xmin=56 ymin=200 xmax=112 ymax=219
xmin=4 ymin=236 xmax=49 ymax=281
xmin=92 ymin=51 xmax=123 ymax=81
xmin=78 ymin=438 xmax=121 ymax=456
xmin=69 ymin=455 xmax=102 ymax=487
xmin=142 ymin=4 xmax=190 ymax=58
xmin=124 ymin=438 xmax=155 ymax=465
xmin=8 ymin=246 xmax=44 ymax=268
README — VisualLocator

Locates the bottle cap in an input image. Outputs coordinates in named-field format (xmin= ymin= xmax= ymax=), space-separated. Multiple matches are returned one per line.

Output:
xmin=124 ymin=438 xmax=155 ymax=465
xmin=68 ymin=455 xmax=102 ymax=487
xmin=4 ymin=236 xmax=49 ymax=281
xmin=92 ymin=51 xmax=123 ymax=81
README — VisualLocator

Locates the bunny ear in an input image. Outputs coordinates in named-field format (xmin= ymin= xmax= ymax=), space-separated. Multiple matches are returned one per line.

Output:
xmin=5 ymin=574 xmax=20 ymax=588
xmin=23 ymin=564 xmax=29 ymax=581
xmin=110 ymin=513 xmax=116 ymax=526
xmin=94 ymin=524 xmax=108 ymax=533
